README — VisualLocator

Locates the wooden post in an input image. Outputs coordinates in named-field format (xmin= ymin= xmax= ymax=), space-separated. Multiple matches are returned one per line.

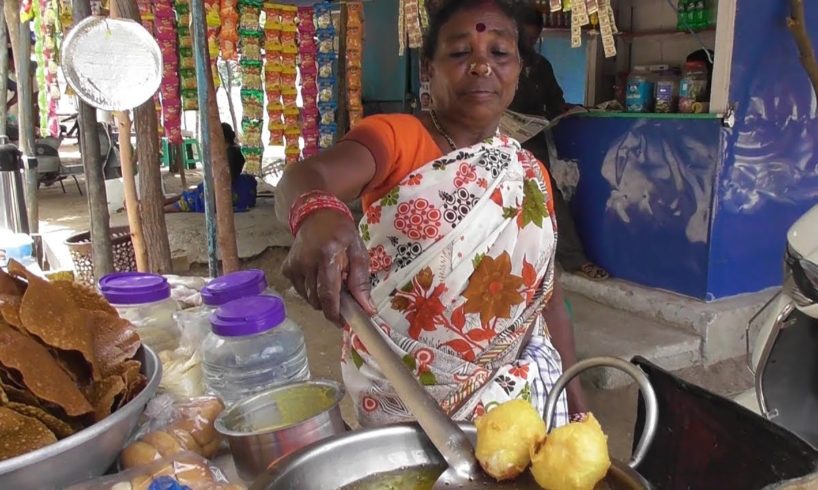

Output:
xmin=335 ymin=4 xmax=349 ymax=137
xmin=4 ymin=0 xmax=18 ymax=77
xmin=115 ymin=112 xmax=147 ymax=271
xmin=16 ymin=18 xmax=38 ymax=233
xmin=191 ymin=0 xmax=239 ymax=274
xmin=0 ymin=7 xmax=8 ymax=138
xmin=72 ymin=0 xmax=114 ymax=278
xmin=112 ymin=0 xmax=173 ymax=273
xmin=787 ymin=0 xmax=818 ymax=102
xmin=170 ymin=142 xmax=186 ymax=189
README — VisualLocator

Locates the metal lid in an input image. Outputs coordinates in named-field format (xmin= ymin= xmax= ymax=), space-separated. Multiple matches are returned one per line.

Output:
xmin=201 ymin=269 xmax=268 ymax=306
xmin=210 ymin=295 xmax=286 ymax=337
xmin=99 ymin=272 xmax=171 ymax=305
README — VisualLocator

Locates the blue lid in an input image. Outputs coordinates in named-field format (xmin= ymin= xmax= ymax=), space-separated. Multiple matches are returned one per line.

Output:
xmin=210 ymin=295 xmax=286 ymax=337
xmin=99 ymin=272 xmax=171 ymax=305
xmin=200 ymin=269 xmax=268 ymax=306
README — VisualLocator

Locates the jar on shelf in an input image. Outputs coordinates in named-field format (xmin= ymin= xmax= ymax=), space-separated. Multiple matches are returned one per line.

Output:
xmin=99 ymin=272 xmax=181 ymax=353
xmin=679 ymin=61 xmax=709 ymax=113
xmin=654 ymin=69 xmax=680 ymax=113
xmin=202 ymin=295 xmax=311 ymax=406
xmin=626 ymin=67 xmax=655 ymax=113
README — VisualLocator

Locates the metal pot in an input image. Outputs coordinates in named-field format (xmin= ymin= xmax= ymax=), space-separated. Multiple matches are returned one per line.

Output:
xmin=0 ymin=346 xmax=162 ymax=489
xmin=253 ymin=357 xmax=658 ymax=489
xmin=215 ymin=379 xmax=347 ymax=481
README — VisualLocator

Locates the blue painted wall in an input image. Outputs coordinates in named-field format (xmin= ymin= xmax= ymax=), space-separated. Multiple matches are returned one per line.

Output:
xmin=538 ymin=34 xmax=587 ymax=104
xmin=706 ymin=0 xmax=818 ymax=298
xmin=553 ymin=115 xmax=721 ymax=299
xmin=362 ymin=0 xmax=407 ymax=102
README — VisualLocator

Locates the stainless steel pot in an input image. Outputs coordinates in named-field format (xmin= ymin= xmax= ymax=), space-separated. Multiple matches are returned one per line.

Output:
xmin=215 ymin=379 xmax=347 ymax=481
xmin=0 ymin=346 xmax=162 ymax=489
xmin=251 ymin=424 xmax=650 ymax=489
xmin=253 ymin=357 xmax=658 ymax=489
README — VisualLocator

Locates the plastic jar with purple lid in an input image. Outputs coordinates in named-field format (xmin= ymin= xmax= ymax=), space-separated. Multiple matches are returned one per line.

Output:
xmin=99 ymin=272 xmax=181 ymax=352
xmin=201 ymin=295 xmax=310 ymax=405
xmin=174 ymin=269 xmax=280 ymax=347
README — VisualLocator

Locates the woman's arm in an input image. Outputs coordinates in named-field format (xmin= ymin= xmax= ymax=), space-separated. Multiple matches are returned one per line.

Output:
xmin=542 ymin=281 xmax=588 ymax=415
xmin=276 ymin=141 xmax=379 ymax=324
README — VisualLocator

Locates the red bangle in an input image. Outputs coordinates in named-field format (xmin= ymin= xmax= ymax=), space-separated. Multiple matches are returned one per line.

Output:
xmin=288 ymin=190 xmax=354 ymax=236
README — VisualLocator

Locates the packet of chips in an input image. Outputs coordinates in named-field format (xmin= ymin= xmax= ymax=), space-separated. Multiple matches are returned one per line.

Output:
xmin=319 ymin=123 xmax=336 ymax=149
xmin=240 ymin=89 xmax=264 ymax=120
xmin=241 ymin=119 xmax=263 ymax=145
xmin=314 ymin=3 xmax=332 ymax=30
xmin=268 ymin=122 xmax=285 ymax=146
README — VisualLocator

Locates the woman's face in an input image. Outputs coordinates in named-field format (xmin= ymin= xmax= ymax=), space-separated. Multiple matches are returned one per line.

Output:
xmin=428 ymin=7 xmax=521 ymax=126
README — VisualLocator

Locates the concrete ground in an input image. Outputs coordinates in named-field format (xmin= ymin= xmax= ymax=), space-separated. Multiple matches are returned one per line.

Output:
xmin=34 ymin=170 xmax=753 ymax=462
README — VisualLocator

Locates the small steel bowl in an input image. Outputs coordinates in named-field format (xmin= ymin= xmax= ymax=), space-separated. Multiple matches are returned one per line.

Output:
xmin=215 ymin=379 xmax=347 ymax=482
xmin=0 ymin=346 xmax=162 ymax=489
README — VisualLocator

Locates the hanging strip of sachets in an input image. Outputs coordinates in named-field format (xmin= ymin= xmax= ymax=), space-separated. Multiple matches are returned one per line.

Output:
xmin=298 ymin=5 xmax=318 ymax=159
xmin=155 ymin=0 xmax=183 ymax=144
xmin=345 ymin=2 xmax=363 ymax=129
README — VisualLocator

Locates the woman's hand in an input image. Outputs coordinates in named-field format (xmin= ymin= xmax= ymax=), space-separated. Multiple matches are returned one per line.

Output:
xmin=281 ymin=209 xmax=376 ymax=325
xmin=566 ymin=379 xmax=589 ymax=417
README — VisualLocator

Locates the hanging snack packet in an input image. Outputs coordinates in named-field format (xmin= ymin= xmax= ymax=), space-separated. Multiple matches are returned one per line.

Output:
xmin=240 ymin=89 xmax=265 ymax=120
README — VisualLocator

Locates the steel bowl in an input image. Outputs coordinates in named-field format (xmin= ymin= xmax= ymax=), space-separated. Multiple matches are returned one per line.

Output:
xmin=215 ymin=379 xmax=347 ymax=482
xmin=252 ymin=423 xmax=652 ymax=489
xmin=0 ymin=346 xmax=162 ymax=489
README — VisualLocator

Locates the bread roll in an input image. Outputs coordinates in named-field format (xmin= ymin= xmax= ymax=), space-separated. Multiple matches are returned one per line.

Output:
xmin=121 ymin=441 xmax=162 ymax=469
xmin=141 ymin=431 xmax=184 ymax=458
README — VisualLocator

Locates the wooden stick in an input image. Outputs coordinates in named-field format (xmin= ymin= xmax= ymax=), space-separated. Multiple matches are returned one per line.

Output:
xmin=113 ymin=111 xmax=148 ymax=271
xmin=73 ymin=0 xmax=114 ymax=278
xmin=0 ymin=7 xmax=8 ymax=138
xmin=4 ymin=0 xmax=19 ymax=79
xmin=113 ymin=0 xmax=173 ymax=273
xmin=191 ymin=0 xmax=240 ymax=274
xmin=787 ymin=0 xmax=818 ymax=102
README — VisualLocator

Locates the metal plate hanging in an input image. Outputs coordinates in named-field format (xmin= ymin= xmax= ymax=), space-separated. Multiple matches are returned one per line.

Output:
xmin=60 ymin=16 xmax=163 ymax=111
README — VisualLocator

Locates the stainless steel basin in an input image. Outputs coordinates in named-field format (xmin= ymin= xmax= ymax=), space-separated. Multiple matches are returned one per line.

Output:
xmin=0 ymin=346 xmax=162 ymax=489
xmin=252 ymin=423 xmax=652 ymax=489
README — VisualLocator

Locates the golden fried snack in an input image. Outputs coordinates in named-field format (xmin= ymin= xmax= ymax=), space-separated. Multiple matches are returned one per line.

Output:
xmin=530 ymin=413 xmax=611 ymax=490
xmin=0 ymin=323 xmax=92 ymax=417
xmin=474 ymin=399 xmax=546 ymax=481
xmin=0 ymin=406 xmax=57 ymax=460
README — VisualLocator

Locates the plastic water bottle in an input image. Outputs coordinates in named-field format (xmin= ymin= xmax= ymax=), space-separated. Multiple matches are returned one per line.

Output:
xmin=201 ymin=295 xmax=310 ymax=406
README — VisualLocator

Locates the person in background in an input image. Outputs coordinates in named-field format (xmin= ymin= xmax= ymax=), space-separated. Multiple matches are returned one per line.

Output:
xmin=164 ymin=123 xmax=257 ymax=213
xmin=509 ymin=4 xmax=609 ymax=281
xmin=276 ymin=0 xmax=586 ymax=428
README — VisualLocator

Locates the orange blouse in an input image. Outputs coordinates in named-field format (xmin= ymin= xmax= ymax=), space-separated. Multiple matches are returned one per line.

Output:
xmin=343 ymin=113 xmax=556 ymax=217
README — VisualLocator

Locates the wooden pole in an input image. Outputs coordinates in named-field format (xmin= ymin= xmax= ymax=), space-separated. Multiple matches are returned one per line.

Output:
xmin=112 ymin=0 xmax=173 ymax=273
xmin=170 ymin=142 xmax=186 ymax=189
xmin=787 ymin=0 xmax=818 ymax=102
xmin=107 ymin=1 xmax=146 ymax=271
xmin=336 ymin=4 xmax=349 ymax=138
xmin=72 ymin=0 xmax=114 ymax=278
xmin=4 ymin=0 xmax=18 ymax=77
xmin=16 ymin=18 xmax=38 ymax=233
xmin=0 ymin=7 xmax=8 ymax=138
xmin=191 ymin=0 xmax=239 ymax=274
xmin=113 ymin=111 xmax=147 ymax=271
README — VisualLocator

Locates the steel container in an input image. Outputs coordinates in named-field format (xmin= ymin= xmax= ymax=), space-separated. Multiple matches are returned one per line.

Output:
xmin=0 ymin=346 xmax=162 ymax=489
xmin=215 ymin=379 xmax=347 ymax=481
xmin=252 ymin=423 xmax=652 ymax=489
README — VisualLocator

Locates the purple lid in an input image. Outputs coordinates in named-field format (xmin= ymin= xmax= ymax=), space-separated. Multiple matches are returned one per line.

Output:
xmin=210 ymin=295 xmax=286 ymax=337
xmin=99 ymin=272 xmax=171 ymax=305
xmin=201 ymin=269 xmax=268 ymax=306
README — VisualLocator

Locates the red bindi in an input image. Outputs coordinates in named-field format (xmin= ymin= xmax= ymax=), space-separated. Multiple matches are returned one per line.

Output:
xmin=475 ymin=22 xmax=486 ymax=32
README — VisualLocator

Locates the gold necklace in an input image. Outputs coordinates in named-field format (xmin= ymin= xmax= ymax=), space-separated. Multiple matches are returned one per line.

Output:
xmin=430 ymin=110 xmax=457 ymax=151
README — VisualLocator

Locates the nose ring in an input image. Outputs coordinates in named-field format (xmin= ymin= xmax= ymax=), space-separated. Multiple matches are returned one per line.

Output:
xmin=469 ymin=62 xmax=493 ymax=77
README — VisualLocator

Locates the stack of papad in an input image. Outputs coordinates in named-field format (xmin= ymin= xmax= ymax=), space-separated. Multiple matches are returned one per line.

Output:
xmin=0 ymin=261 xmax=144 ymax=461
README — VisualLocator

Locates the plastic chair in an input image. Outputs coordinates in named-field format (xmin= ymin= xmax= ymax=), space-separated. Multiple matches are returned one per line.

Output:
xmin=631 ymin=357 xmax=818 ymax=489
xmin=160 ymin=138 xmax=199 ymax=170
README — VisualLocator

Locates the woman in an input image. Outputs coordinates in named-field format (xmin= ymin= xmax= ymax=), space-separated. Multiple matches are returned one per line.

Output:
xmin=165 ymin=123 xmax=257 ymax=213
xmin=277 ymin=0 xmax=585 ymax=427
